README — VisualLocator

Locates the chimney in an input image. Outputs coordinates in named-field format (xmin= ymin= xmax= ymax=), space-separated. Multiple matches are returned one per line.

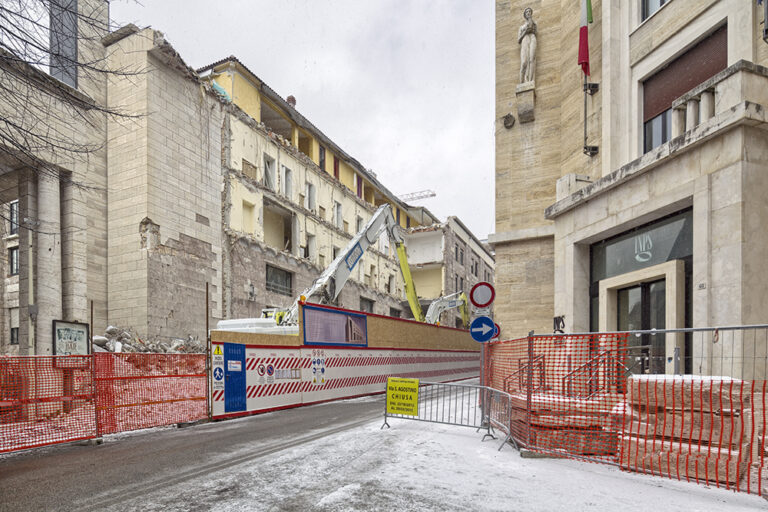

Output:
xmin=286 ymin=95 xmax=296 ymax=107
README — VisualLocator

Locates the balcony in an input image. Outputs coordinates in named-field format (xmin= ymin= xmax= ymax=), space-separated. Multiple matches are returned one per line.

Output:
xmin=670 ymin=60 xmax=768 ymax=138
xmin=546 ymin=60 xmax=768 ymax=220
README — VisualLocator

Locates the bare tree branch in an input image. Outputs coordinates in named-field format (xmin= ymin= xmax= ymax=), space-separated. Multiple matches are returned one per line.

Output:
xmin=0 ymin=0 xmax=145 ymax=198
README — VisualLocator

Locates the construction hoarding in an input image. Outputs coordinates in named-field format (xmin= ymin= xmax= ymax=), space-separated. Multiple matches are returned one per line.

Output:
xmin=210 ymin=303 xmax=479 ymax=418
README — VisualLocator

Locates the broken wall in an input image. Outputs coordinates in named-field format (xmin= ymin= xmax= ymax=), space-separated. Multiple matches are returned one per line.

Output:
xmin=107 ymin=28 xmax=225 ymax=340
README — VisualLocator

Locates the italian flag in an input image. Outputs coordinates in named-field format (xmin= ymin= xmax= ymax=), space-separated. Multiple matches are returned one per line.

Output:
xmin=578 ymin=0 xmax=593 ymax=76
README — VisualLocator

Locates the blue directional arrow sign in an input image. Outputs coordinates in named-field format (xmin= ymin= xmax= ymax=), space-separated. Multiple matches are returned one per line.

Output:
xmin=470 ymin=316 xmax=496 ymax=343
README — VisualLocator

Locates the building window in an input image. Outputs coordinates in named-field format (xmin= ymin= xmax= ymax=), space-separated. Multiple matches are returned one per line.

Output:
xmin=50 ymin=0 xmax=79 ymax=88
xmin=266 ymin=265 xmax=292 ymax=296
xmin=8 ymin=247 xmax=18 ymax=276
xmin=305 ymin=234 xmax=316 ymax=260
xmin=455 ymin=244 xmax=459 ymax=261
xmin=356 ymin=175 xmax=363 ymax=198
xmin=406 ymin=217 xmax=410 ymax=228
xmin=360 ymin=297 xmax=374 ymax=313
xmin=641 ymin=0 xmax=667 ymax=21
xmin=460 ymin=277 xmax=464 ymax=291
xmin=460 ymin=249 xmax=464 ymax=265
xmin=264 ymin=154 xmax=276 ymax=191
xmin=333 ymin=246 xmax=340 ymax=259
xmin=643 ymin=110 xmax=671 ymax=153
xmin=280 ymin=166 xmax=292 ymax=198
xmin=395 ymin=208 xmax=400 ymax=226
xmin=304 ymin=182 xmax=316 ymax=211
xmin=242 ymin=159 xmax=259 ymax=181
xmin=9 ymin=201 xmax=18 ymax=235
xmin=9 ymin=307 xmax=19 ymax=345
xmin=333 ymin=156 xmax=340 ymax=180
xmin=642 ymin=25 xmax=727 ymax=153
xmin=242 ymin=201 xmax=255 ymax=233
xmin=356 ymin=215 xmax=364 ymax=233
xmin=334 ymin=201 xmax=343 ymax=230
xmin=389 ymin=308 xmax=401 ymax=318
xmin=386 ymin=275 xmax=395 ymax=294
xmin=319 ymin=146 xmax=326 ymax=172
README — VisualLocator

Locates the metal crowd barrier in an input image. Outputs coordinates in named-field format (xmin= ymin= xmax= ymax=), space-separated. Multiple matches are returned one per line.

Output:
xmin=381 ymin=380 xmax=516 ymax=450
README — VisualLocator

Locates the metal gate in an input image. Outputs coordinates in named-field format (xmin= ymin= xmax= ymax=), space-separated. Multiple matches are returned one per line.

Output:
xmin=223 ymin=343 xmax=246 ymax=413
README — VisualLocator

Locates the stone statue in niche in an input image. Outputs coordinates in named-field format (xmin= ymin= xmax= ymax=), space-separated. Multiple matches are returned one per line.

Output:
xmin=518 ymin=7 xmax=537 ymax=84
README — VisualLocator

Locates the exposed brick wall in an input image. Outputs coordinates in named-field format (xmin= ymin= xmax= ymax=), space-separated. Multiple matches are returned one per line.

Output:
xmin=147 ymin=232 xmax=218 ymax=342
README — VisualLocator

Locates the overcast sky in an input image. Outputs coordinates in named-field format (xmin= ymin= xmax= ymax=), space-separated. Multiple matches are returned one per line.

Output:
xmin=109 ymin=0 xmax=495 ymax=238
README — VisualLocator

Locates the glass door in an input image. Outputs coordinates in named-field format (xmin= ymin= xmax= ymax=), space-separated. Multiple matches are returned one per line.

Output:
xmin=617 ymin=279 xmax=666 ymax=374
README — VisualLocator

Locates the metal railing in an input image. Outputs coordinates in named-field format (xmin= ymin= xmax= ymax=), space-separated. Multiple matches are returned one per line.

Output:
xmin=381 ymin=380 xmax=516 ymax=450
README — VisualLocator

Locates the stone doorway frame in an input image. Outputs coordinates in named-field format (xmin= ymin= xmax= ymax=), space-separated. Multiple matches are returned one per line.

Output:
xmin=598 ymin=259 xmax=685 ymax=374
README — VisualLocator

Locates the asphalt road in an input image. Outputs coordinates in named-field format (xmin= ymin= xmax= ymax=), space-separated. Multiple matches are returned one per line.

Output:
xmin=0 ymin=397 xmax=385 ymax=512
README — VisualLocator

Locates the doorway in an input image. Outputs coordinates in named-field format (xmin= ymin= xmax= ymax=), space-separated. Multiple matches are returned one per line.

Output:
xmin=617 ymin=279 xmax=666 ymax=374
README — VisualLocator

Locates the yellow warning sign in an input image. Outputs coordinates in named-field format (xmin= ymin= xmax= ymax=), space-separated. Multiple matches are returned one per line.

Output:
xmin=213 ymin=345 xmax=222 ymax=356
xmin=386 ymin=377 xmax=419 ymax=416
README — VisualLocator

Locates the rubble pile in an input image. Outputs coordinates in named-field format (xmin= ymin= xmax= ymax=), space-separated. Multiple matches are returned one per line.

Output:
xmin=92 ymin=326 xmax=205 ymax=354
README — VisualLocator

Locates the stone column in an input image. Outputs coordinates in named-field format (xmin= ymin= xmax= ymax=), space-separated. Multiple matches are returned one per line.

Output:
xmin=699 ymin=90 xmax=715 ymax=123
xmin=686 ymin=99 xmax=700 ymax=131
xmin=35 ymin=173 xmax=63 ymax=355
xmin=671 ymin=107 xmax=686 ymax=138
xmin=17 ymin=171 xmax=36 ymax=355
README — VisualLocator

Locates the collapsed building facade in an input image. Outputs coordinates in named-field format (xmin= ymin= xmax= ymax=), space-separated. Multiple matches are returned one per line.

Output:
xmin=0 ymin=2 xmax=493 ymax=355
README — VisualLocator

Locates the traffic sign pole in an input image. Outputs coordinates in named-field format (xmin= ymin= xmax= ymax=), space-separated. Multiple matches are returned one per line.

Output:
xmin=468 ymin=282 xmax=495 ymax=422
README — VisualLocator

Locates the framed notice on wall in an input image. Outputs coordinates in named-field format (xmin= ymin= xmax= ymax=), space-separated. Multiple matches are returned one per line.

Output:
xmin=53 ymin=320 xmax=90 ymax=356
xmin=302 ymin=304 xmax=368 ymax=347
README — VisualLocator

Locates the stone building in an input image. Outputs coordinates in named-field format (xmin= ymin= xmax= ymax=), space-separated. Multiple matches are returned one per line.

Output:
xmin=407 ymin=217 xmax=495 ymax=328
xmin=0 ymin=2 xmax=492 ymax=355
xmin=493 ymin=1 xmax=768 ymax=377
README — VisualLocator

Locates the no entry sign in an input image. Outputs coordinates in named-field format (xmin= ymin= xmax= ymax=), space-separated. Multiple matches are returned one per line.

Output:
xmin=469 ymin=281 xmax=495 ymax=308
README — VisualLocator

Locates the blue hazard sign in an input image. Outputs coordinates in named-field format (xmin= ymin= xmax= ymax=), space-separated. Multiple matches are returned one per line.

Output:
xmin=470 ymin=316 xmax=496 ymax=343
xmin=213 ymin=367 xmax=224 ymax=380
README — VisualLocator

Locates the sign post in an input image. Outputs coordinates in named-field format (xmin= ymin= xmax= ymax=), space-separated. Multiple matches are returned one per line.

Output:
xmin=469 ymin=282 xmax=495 ymax=427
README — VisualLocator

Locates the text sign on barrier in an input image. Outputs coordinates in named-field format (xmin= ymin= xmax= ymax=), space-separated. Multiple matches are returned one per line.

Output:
xmin=386 ymin=377 xmax=419 ymax=416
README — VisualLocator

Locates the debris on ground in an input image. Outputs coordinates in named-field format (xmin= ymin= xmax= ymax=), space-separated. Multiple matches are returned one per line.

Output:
xmin=94 ymin=326 xmax=205 ymax=353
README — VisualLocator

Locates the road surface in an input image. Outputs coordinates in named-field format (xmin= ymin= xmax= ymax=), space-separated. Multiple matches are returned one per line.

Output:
xmin=0 ymin=397 xmax=384 ymax=512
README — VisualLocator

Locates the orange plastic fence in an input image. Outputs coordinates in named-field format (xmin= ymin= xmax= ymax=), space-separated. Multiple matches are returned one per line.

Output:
xmin=94 ymin=353 xmax=207 ymax=435
xmin=487 ymin=334 xmax=767 ymax=496
xmin=0 ymin=356 xmax=96 ymax=453
xmin=0 ymin=353 xmax=208 ymax=453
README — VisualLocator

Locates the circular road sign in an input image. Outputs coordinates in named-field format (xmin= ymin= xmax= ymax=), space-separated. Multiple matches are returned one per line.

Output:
xmin=469 ymin=282 xmax=495 ymax=309
xmin=470 ymin=316 xmax=496 ymax=343
xmin=493 ymin=323 xmax=500 ymax=339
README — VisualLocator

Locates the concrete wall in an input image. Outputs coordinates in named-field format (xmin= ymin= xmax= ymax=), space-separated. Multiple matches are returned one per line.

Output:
xmin=107 ymin=29 xmax=225 ymax=342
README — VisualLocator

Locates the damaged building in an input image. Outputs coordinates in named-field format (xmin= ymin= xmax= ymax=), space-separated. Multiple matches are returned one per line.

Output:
xmin=0 ymin=1 xmax=494 ymax=355
xmin=407 ymin=218 xmax=495 ymax=328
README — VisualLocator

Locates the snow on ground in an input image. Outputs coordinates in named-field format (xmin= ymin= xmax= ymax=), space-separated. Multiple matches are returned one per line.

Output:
xmin=107 ymin=404 xmax=762 ymax=512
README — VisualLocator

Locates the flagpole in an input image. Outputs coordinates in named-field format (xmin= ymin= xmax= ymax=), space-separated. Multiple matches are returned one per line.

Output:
xmin=583 ymin=72 xmax=588 ymax=151
xmin=582 ymin=74 xmax=598 ymax=156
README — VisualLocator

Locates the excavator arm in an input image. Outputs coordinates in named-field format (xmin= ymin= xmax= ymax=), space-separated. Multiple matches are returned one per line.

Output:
xmin=424 ymin=291 xmax=469 ymax=327
xmin=281 ymin=204 xmax=424 ymax=325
